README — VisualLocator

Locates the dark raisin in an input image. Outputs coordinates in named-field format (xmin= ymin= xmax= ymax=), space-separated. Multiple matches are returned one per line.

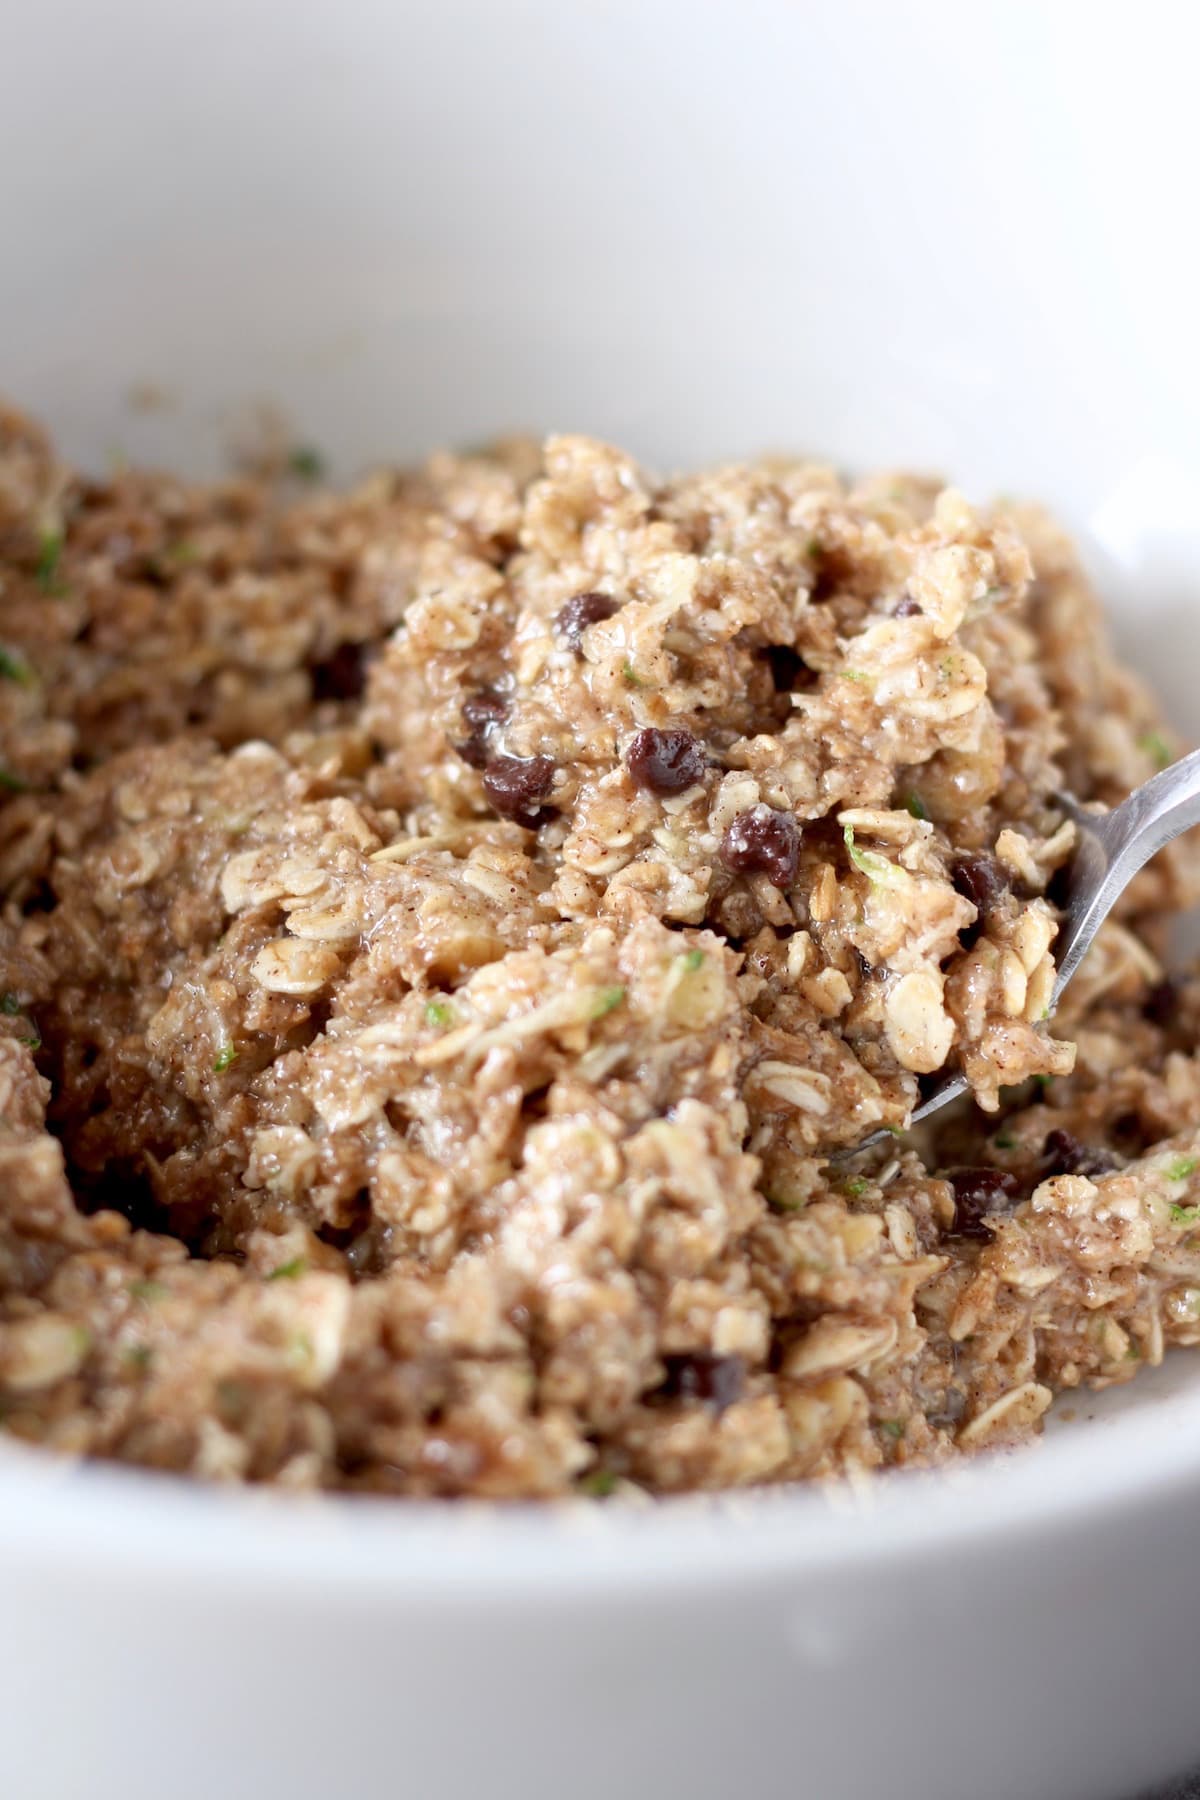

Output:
xmin=761 ymin=644 xmax=809 ymax=693
xmin=1145 ymin=977 xmax=1181 ymax=1029
xmin=953 ymin=853 xmax=1009 ymax=946
xmin=945 ymin=1167 xmax=1020 ymax=1240
xmin=555 ymin=591 xmax=619 ymax=649
xmin=311 ymin=641 xmax=369 ymax=703
xmin=657 ymin=1352 xmax=744 ymax=1414
xmin=462 ymin=690 xmax=508 ymax=733
xmin=894 ymin=595 xmax=923 ymax=618
xmin=481 ymin=754 xmax=556 ymax=826
xmin=953 ymin=853 xmax=1008 ymax=916
xmin=626 ymin=727 xmax=706 ymax=796
xmin=1042 ymin=1128 xmax=1119 ymax=1180
xmin=455 ymin=689 xmax=508 ymax=768
xmin=720 ymin=805 xmax=802 ymax=889
xmin=344 ymin=1221 xmax=396 ymax=1277
xmin=457 ymin=737 xmax=490 ymax=770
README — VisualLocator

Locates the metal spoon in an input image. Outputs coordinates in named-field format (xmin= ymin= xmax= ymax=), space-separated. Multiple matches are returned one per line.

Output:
xmin=880 ymin=744 xmax=1200 ymax=1140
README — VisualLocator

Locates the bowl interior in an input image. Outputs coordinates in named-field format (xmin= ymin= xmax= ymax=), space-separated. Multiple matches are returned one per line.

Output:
xmin=3 ymin=0 xmax=1200 ymax=1524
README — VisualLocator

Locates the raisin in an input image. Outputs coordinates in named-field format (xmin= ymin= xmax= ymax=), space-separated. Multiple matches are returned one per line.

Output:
xmin=462 ymin=690 xmax=508 ymax=733
xmin=555 ymin=591 xmax=619 ymax=649
xmin=457 ymin=737 xmax=491 ymax=770
xmin=894 ymin=595 xmax=923 ymax=618
xmin=311 ymin=641 xmax=368 ymax=703
xmin=344 ymin=1221 xmax=396 ymax=1277
xmin=657 ymin=1352 xmax=744 ymax=1414
xmin=1042 ymin=1128 xmax=1119 ymax=1180
xmin=481 ymin=754 xmax=556 ymax=826
xmin=953 ymin=853 xmax=1008 ymax=916
xmin=626 ymin=727 xmax=706 ymax=796
xmin=455 ymin=690 xmax=508 ymax=769
xmin=945 ymin=1167 xmax=1020 ymax=1239
xmin=720 ymin=806 xmax=802 ymax=888
xmin=953 ymin=853 xmax=1009 ymax=946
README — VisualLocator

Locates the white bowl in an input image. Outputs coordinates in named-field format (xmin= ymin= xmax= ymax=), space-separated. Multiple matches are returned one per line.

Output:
xmin=4 ymin=4 xmax=1200 ymax=1796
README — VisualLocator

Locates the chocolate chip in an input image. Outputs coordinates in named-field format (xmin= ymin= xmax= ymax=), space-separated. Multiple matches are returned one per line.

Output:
xmin=455 ymin=689 xmax=508 ymax=769
xmin=953 ymin=853 xmax=1009 ymax=947
xmin=1042 ymin=1128 xmax=1119 ymax=1180
xmin=720 ymin=806 xmax=802 ymax=889
xmin=626 ymin=727 xmax=707 ymax=796
xmin=311 ymin=641 xmax=369 ymax=702
xmin=953 ymin=853 xmax=1008 ymax=916
xmin=894 ymin=596 xmax=923 ymax=618
xmin=1145 ymin=977 xmax=1181 ymax=1029
xmin=945 ymin=1167 xmax=1020 ymax=1240
xmin=761 ymin=644 xmax=809 ymax=694
xmin=481 ymin=754 xmax=556 ymax=826
xmin=555 ymin=591 xmax=619 ymax=649
xmin=658 ymin=1352 xmax=744 ymax=1414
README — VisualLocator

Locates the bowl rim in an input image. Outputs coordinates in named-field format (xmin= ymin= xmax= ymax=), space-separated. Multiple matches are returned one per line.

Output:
xmin=1 ymin=1360 xmax=1196 ymax=1600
